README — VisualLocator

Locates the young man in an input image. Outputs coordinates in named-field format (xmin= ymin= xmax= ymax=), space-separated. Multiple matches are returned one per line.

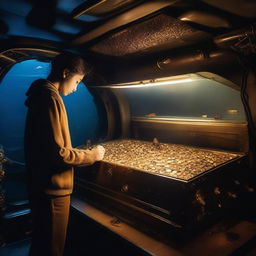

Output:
xmin=24 ymin=52 xmax=105 ymax=256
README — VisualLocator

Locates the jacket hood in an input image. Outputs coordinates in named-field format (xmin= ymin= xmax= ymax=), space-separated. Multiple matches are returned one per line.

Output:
xmin=25 ymin=79 xmax=59 ymax=107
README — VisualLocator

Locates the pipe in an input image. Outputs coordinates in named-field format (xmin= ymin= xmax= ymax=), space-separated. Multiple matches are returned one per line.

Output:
xmin=108 ymin=49 xmax=243 ymax=86
xmin=214 ymin=25 xmax=256 ymax=54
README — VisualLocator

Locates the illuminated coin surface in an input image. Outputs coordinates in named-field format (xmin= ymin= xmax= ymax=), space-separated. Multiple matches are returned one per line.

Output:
xmin=101 ymin=139 xmax=241 ymax=181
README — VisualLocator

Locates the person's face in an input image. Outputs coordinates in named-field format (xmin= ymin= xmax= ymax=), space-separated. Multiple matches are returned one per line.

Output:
xmin=59 ymin=72 xmax=84 ymax=96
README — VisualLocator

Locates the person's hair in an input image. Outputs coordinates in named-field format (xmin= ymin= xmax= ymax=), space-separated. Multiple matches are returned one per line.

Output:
xmin=50 ymin=52 xmax=91 ymax=80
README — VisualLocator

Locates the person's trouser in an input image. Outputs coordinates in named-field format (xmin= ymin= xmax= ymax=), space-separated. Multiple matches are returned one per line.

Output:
xmin=29 ymin=194 xmax=70 ymax=256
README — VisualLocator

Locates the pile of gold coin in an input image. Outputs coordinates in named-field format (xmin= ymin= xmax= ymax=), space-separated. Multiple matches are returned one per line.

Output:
xmin=102 ymin=139 xmax=240 ymax=181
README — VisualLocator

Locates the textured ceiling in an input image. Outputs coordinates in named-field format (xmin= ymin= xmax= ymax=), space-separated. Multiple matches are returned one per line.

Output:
xmin=90 ymin=14 xmax=211 ymax=56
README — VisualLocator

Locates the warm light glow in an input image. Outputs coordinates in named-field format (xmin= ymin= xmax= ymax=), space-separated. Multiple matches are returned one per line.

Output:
xmin=90 ymin=74 xmax=203 ymax=89
xmin=112 ymin=78 xmax=195 ymax=88
xmin=227 ymin=109 xmax=238 ymax=114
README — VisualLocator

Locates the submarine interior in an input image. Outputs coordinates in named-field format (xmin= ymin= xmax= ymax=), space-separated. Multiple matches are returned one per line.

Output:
xmin=1 ymin=0 xmax=256 ymax=255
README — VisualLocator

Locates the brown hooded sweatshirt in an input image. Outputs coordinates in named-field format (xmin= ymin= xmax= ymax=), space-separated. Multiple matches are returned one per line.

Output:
xmin=24 ymin=79 xmax=95 ymax=196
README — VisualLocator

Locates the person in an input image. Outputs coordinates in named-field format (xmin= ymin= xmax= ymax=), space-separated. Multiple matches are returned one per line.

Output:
xmin=24 ymin=52 xmax=105 ymax=256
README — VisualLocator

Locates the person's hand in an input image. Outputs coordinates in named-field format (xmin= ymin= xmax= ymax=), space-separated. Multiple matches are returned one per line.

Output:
xmin=92 ymin=145 xmax=105 ymax=161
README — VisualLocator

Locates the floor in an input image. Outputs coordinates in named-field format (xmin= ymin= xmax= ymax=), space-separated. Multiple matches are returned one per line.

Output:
xmin=1 ymin=229 xmax=256 ymax=256
xmin=0 ymin=239 xmax=30 ymax=256
xmin=0 ymin=210 xmax=149 ymax=256
xmin=1 ymin=208 xmax=256 ymax=256
xmin=0 ymin=233 xmax=148 ymax=256
xmin=2 ymin=236 xmax=256 ymax=256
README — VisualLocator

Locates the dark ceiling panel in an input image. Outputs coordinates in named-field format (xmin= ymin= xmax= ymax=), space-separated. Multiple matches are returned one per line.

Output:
xmin=90 ymin=14 xmax=211 ymax=56
xmin=72 ymin=0 xmax=142 ymax=19
xmin=178 ymin=11 xmax=231 ymax=28
xmin=202 ymin=0 xmax=256 ymax=18
xmin=72 ymin=0 xmax=177 ymax=45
